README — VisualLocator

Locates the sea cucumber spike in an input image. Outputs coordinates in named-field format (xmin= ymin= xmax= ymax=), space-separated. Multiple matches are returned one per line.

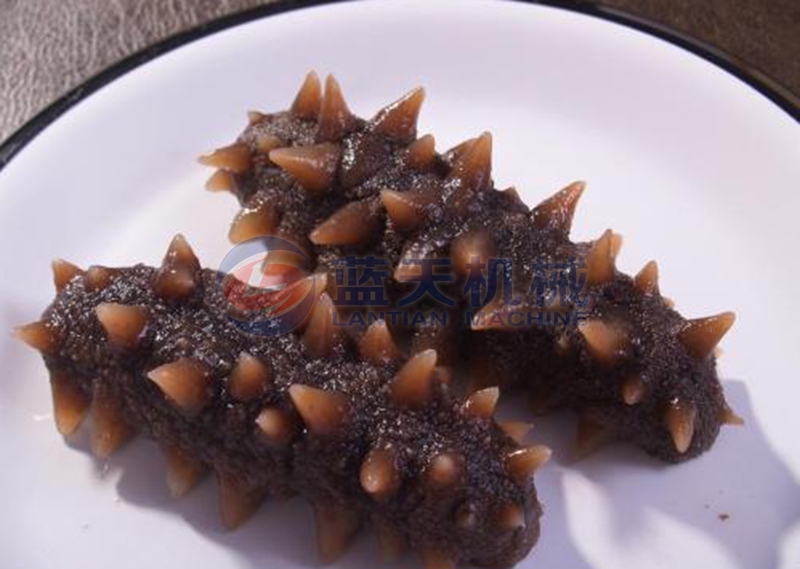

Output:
xmin=579 ymin=319 xmax=628 ymax=365
xmin=621 ymin=375 xmax=646 ymax=405
xmin=310 ymin=271 xmax=329 ymax=294
xmin=390 ymin=349 xmax=438 ymax=408
xmin=229 ymin=202 xmax=280 ymax=243
xmin=450 ymin=229 xmax=496 ymax=278
xmin=289 ymin=384 xmax=348 ymax=435
xmin=421 ymin=547 xmax=457 ymax=569
xmin=358 ymin=319 xmax=401 ymax=365
xmin=291 ymin=70 xmax=323 ymax=120
xmin=166 ymin=233 xmax=200 ymax=270
xmin=611 ymin=232 xmax=624 ymax=259
xmin=247 ymin=110 xmax=268 ymax=125
xmin=304 ymin=292 xmax=340 ymax=357
xmin=463 ymin=387 xmax=500 ymax=419
xmin=205 ymin=169 xmax=236 ymax=193
xmin=373 ymin=516 xmax=408 ymax=561
xmin=678 ymin=312 xmax=736 ymax=359
xmin=394 ymin=239 xmax=444 ymax=282
xmin=410 ymin=318 xmax=457 ymax=366
xmin=50 ymin=372 xmax=90 ymax=436
xmin=634 ymin=260 xmax=660 ymax=295
xmin=443 ymin=137 xmax=477 ymax=163
xmin=198 ymin=142 xmax=252 ymax=173
xmin=289 ymin=273 xmax=329 ymax=332
xmin=162 ymin=444 xmax=206 ymax=497
xmin=309 ymin=199 xmax=380 ymax=245
xmin=370 ymin=86 xmax=426 ymax=143
xmin=255 ymin=407 xmax=295 ymax=446
xmin=229 ymin=352 xmax=269 ymax=402
xmin=95 ymin=303 xmax=148 ymax=349
xmin=496 ymin=503 xmax=526 ymax=531
xmin=316 ymin=75 xmax=357 ymax=142
xmin=500 ymin=421 xmax=533 ymax=444
xmin=313 ymin=502 xmax=362 ymax=563
xmin=663 ymin=296 xmax=676 ymax=308
xmin=665 ymin=398 xmax=697 ymax=454
xmin=52 ymin=258 xmax=85 ymax=291
xmin=262 ymin=244 xmax=311 ymax=280
xmin=585 ymin=229 xmax=617 ymax=285
xmin=147 ymin=358 xmax=210 ymax=416
xmin=269 ymin=143 xmax=341 ymax=193
xmin=381 ymin=188 xmax=437 ymax=230
xmin=505 ymin=446 xmax=552 ymax=484
xmin=426 ymin=452 xmax=462 ymax=489
xmin=154 ymin=234 xmax=201 ymax=301
xmin=444 ymin=132 xmax=493 ymax=208
xmin=85 ymin=266 xmax=114 ymax=290
xmin=469 ymin=300 xmax=515 ymax=331
xmin=217 ymin=471 xmax=266 ymax=529
xmin=573 ymin=411 xmax=615 ymax=458
xmin=14 ymin=321 xmax=56 ymax=353
xmin=360 ymin=446 xmax=400 ymax=500
xmin=719 ymin=403 xmax=745 ymax=426
xmin=531 ymin=180 xmax=586 ymax=233
xmin=91 ymin=383 xmax=133 ymax=459
xmin=256 ymin=134 xmax=282 ymax=155
xmin=405 ymin=134 xmax=436 ymax=170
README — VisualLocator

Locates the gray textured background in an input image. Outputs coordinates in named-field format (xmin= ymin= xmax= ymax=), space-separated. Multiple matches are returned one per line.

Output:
xmin=0 ymin=0 xmax=798 ymax=143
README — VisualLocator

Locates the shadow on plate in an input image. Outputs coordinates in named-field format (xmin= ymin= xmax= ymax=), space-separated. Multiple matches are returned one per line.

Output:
xmin=529 ymin=380 xmax=800 ymax=569
xmin=58 ymin=379 xmax=796 ymax=569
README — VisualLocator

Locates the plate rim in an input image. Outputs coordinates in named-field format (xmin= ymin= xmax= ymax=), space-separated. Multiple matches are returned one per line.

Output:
xmin=0 ymin=0 xmax=797 ymax=172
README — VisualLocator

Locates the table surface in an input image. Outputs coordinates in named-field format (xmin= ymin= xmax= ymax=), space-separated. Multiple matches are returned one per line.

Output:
xmin=0 ymin=0 xmax=797 ymax=144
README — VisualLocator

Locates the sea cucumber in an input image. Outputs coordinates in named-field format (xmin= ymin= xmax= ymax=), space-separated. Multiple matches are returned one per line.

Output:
xmin=201 ymin=72 xmax=742 ymax=463
xmin=16 ymin=236 xmax=551 ymax=569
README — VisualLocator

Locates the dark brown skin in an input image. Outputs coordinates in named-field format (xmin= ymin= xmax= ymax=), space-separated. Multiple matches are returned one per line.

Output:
xmin=28 ymin=260 xmax=545 ymax=569
xmin=205 ymin=72 xmax=740 ymax=463
xmin=400 ymin=200 xmax=729 ymax=461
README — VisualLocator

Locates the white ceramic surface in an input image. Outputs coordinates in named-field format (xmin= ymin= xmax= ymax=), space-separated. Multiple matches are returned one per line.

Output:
xmin=1 ymin=1 xmax=798 ymax=568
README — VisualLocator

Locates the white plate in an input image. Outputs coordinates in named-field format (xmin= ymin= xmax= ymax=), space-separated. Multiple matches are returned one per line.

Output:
xmin=1 ymin=1 xmax=798 ymax=568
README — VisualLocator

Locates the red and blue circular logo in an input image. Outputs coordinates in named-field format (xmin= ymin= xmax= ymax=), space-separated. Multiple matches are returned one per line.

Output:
xmin=216 ymin=236 xmax=316 ymax=336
